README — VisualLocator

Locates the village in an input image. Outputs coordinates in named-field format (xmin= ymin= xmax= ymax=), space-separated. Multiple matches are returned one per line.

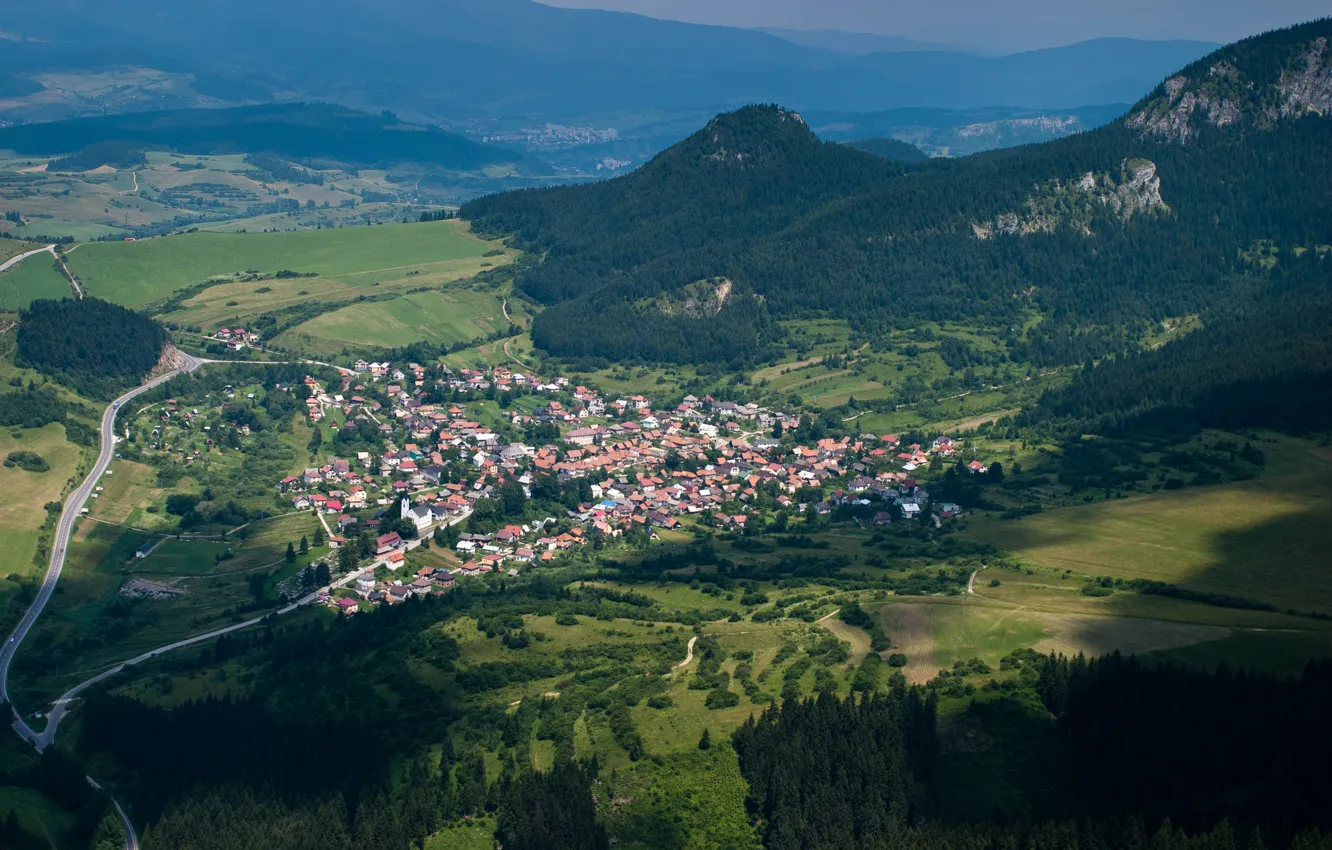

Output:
xmin=274 ymin=357 xmax=994 ymax=614
xmin=130 ymin=356 xmax=993 ymax=616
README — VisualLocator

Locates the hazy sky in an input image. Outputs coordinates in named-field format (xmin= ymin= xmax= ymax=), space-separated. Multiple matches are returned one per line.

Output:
xmin=537 ymin=0 xmax=1329 ymax=52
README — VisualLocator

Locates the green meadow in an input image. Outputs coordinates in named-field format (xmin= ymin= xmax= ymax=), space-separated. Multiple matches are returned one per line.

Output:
xmin=65 ymin=219 xmax=510 ymax=307
xmin=961 ymin=439 xmax=1332 ymax=615
xmin=0 ymin=252 xmax=68 ymax=310
xmin=273 ymin=287 xmax=512 ymax=355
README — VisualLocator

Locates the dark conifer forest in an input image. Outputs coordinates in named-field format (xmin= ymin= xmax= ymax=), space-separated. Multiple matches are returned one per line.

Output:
xmin=16 ymin=298 xmax=168 ymax=398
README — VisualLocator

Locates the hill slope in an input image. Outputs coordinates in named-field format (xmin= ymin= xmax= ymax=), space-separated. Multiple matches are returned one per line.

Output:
xmin=463 ymin=20 xmax=1332 ymax=384
xmin=843 ymin=138 xmax=930 ymax=163
xmin=0 ymin=103 xmax=520 ymax=171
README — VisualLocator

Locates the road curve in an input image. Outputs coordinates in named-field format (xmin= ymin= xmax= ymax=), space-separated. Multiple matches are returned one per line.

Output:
xmin=87 ymin=777 xmax=140 ymax=850
xmin=0 ymin=352 xmax=458 ymax=847
xmin=0 ymin=245 xmax=55 ymax=275
xmin=35 ymin=504 xmax=472 ymax=747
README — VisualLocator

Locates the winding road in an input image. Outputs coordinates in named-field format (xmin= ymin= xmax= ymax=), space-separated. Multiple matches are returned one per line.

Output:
xmin=0 ymin=353 xmax=202 ymax=850
xmin=0 ymin=244 xmax=83 ymax=299
xmin=0 ymin=353 xmax=203 ymax=726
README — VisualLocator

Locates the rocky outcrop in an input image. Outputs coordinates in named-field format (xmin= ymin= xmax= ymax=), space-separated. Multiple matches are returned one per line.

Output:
xmin=149 ymin=343 xmax=191 ymax=379
xmin=1126 ymin=70 xmax=1242 ymax=144
xmin=1127 ymin=33 xmax=1330 ymax=144
xmin=972 ymin=159 xmax=1167 ymax=240
xmin=1278 ymin=37 xmax=1332 ymax=118
xmin=655 ymin=278 xmax=734 ymax=318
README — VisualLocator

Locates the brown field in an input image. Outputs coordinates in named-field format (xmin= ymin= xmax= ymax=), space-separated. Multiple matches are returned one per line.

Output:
xmin=876 ymin=602 xmax=940 ymax=683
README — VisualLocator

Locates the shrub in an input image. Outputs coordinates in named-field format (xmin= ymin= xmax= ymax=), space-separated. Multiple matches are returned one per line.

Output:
xmin=4 ymin=450 xmax=49 ymax=472
xmin=704 ymin=688 xmax=740 ymax=710
xmin=886 ymin=654 xmax=908 ymax=668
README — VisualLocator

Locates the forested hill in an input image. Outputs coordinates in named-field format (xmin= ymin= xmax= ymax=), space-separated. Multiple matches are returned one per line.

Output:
xmin=462 ymin=20 xmax=1332 ymax=371
xmin=16 ymin=298 xmax=169 ymax=398
xmin=0 ymin=103 xmax=521 ymax=171
xmin=1127 ymin=19 xmax=1332 ymax=143
xmin=843 ymin=138 xmax=930 ymax=163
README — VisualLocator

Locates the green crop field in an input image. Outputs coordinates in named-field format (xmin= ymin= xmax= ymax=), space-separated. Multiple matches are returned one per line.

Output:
xmin=961 ymin=440 xmax=1332 ymax=615
xmin=65 ymin=219 xmax=512 ymax=307
xmin=273 ymin=287 xmax=510 ymax=355
xmin=0 ymin=252 xmax=68 ymax=310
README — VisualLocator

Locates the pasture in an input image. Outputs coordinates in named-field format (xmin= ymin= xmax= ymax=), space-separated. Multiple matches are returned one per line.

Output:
xmin=66 ymin=219 xmax=511 ymax=307
xmin=0 ymin=251 xmax=68 ymax=310
xmin=0 ymin=239 xmax=42 ymax=265
xmin=962 ymin=438 xmax=1332 ymax=615
xmin=0 ymin=423 xmax=83 ymax=580
xmin=273 ymin=287 xmax=511 ymax=355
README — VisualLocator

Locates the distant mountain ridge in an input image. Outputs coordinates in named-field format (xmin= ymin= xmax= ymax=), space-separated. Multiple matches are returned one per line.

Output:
xmin=753 ymin=28 xmax=964 ymax=55
xmin=0 ymin=0 xmax=1218 ymax=125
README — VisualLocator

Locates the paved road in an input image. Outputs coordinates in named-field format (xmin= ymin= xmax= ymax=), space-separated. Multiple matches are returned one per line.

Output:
xmin=33 ymin=568 xmax=361 ymax=749
xmin=0 ymin=351 xmax=462 ymax=845
xmin=35 ymin=503 xmax=473 ymax=748
xmin=0 ymin=244 xmax=55 ymax=275
xmin=87 ymin=777 xmax=139 ymax=850
xmin=1 ymin=354 xmax=202 ymax=737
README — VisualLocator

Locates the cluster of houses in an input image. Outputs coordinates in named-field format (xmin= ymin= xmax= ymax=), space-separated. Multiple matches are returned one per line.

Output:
xmin=212 ymin=328 xmax=260 ymax=351
xmin=99 ymin=353 xmax=1001 ymax=615
xmin=265 ymin=361 xmax=997 ymax=617
xmin=139 ymin=386 xmax=264 ymax=461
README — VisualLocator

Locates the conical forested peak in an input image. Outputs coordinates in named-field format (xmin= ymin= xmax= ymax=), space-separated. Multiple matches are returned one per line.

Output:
xmin=1125 ymin=17 xmax=1332 ymax=143
xmin=675 ymin=104 xmax=820 ymax=169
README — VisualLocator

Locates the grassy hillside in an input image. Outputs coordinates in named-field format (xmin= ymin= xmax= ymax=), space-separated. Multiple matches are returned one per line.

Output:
xmin=962 ymin=436 xmax=1332 ymax=616
xmin=0 ymin=423 xmax=83 ymax=580
xmin=66 ymin=218 xmax=505 ymax=307
xmin=0 ymin=252 xmax=68 ymax=310
xmin=272 ymin=287 xmax=514 ymax=355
